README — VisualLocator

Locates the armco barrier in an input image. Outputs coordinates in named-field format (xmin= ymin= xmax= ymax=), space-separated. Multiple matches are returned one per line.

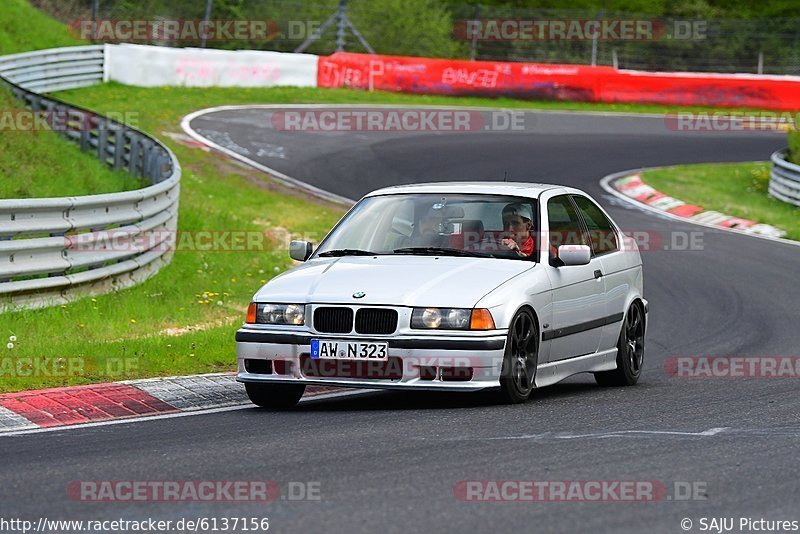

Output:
xmin=0 ymin=46 xmax=180 ymax=311
xmin=770 ymin=150 xmax=800 ymax=207
xmin=318 ymin=52 xmax=800 ymax=111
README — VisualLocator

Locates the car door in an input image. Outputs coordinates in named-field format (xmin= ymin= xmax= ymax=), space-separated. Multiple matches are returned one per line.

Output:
xmin=571 ymin=194 xmax=629 ymax=352
xmin=543 ymin=194 xmax=607 ymax=360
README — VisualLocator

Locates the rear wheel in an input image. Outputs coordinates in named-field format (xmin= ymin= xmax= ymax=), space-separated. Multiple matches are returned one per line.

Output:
xmin=498 ymin=309 xmax=539 ymax=404
xmin=595 ymin=302 xmax=645 ymax=387
xmin=245 ymin=382 xmax=305 ymax=409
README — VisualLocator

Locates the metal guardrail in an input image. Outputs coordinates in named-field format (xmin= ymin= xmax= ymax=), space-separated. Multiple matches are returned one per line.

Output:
xmin=0 ymin=45 xmax=181 ymax=310
xmin=769 ymin=150 xmax=800 ymax=208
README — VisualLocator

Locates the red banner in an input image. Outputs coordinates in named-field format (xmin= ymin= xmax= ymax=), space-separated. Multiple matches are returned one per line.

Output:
xmin=317 ymin=52 xmax=800 ymax=111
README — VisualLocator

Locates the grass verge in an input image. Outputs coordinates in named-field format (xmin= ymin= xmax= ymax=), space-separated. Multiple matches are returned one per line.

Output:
xmin=789 ymin=131 xmax=800 ymax=164
xmin=0 ymin=85 xmax=142 ymax=198
xmin=0 ymin=0 xmax=83 ymax=55
xmin=0 ymin=0 xmax=135 ymax=199
xmin=642 ymin=162 xmax=800 ymax=241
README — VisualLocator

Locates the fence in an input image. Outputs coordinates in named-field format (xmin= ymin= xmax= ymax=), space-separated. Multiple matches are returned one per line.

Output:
xmin=770 ymin=150 xmax=800 ymax=208
xmin=0 ymin=45 xmax=181 ymax=311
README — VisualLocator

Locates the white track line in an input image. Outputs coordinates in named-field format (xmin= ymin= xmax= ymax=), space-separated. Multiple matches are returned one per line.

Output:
xmin=181 ymin=105 xmax=356 ymax=205
xmin=179 ymin=103 xmax=699 ymax=206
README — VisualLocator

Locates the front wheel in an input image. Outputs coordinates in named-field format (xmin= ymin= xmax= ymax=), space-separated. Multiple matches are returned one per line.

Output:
xmin=498 ymin=309 xmax=539 ymax=404
xmin=595 ymin=302 xmax=645 ymax=387
xmin=245 ymin=382 xmax=305 ymax=409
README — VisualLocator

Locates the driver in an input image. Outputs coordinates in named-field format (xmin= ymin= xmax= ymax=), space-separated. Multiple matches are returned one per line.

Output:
xmin=500 ymin=203 xmax=535 ymax=257
xmin=406 ymin=205 xmax=448 ymax=248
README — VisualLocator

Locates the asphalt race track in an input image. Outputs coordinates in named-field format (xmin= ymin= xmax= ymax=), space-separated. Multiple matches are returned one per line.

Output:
xmin=3 ymin=108 xmax=799 ymax=533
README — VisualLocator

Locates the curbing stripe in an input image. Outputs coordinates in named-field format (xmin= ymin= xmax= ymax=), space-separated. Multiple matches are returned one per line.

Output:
xmin=0 ymin=384 xmax=177 ymax=428
xmin=608 ymin=172 xmax=787 ymax=238
xmin=132 ymin=374 xmax=247 ymax=411
xmin=0 ymin=405 xmax=37 ymax=431
xmin=0 ymin=373 xmax=345 ymax=433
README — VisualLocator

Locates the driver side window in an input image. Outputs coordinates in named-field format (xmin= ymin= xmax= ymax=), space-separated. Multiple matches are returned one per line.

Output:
xmin=547 ymin=195 xmax=589 ymax=265
xmin=572 ymin=195 xmax=619 ymax=256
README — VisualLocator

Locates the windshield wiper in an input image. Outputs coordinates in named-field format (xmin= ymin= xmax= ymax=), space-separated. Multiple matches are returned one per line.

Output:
xmin=318 ymin=249 xmax=379 ymax=257
xmin=393 ymin=247 xmax=492 ymax=258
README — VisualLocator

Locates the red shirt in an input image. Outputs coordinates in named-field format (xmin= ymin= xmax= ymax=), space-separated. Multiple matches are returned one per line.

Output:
xmin=520 ymin=235 xmax=535 ymax=257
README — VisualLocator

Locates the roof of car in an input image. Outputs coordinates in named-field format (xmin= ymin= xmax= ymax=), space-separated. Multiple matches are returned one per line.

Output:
xmin=365 ymin=181 xmax=583 ymax=198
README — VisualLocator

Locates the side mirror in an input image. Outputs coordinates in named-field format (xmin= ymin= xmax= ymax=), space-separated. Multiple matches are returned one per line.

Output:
xmin=289 ymin=240 xmax=313 ymax=262
xmin=557 ymin=244 xmax=591 ymax=266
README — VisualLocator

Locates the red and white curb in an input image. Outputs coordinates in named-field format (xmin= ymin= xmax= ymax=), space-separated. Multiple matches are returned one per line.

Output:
xmin=604 ymin=172 xmax=787 ymax=239
xmin=0 ymin=373 xmax=343 ymax=433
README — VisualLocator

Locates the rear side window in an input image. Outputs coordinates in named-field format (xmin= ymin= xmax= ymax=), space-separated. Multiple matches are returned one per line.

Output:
xmin=547 ymin=195 xmax=589 ymax=252
xmin=572 ymin=195 xmax=619 ymax=255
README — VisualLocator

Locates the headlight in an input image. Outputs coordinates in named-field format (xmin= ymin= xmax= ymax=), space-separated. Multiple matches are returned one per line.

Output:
xmin=447 ymin=308 xmax=471 ymax=329
xmin=246 ymin=303 xmax=305 ymax=325
xmin=411 ymin=308 xmax=495 ymax=330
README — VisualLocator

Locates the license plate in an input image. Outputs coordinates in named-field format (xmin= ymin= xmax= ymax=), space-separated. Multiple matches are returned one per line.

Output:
xmin=310 ymin=339 xmax=389 ymax=360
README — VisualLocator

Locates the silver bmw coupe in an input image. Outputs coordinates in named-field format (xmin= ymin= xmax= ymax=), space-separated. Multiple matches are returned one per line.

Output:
xmin=236 ymin=182 xmax=647 ymax=407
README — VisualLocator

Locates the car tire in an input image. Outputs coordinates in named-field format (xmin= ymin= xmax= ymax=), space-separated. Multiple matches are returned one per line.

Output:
xmin=245 ymin=382 xmax=306 ymax=409
xmin=595 ymin=302 xmax=645 ymax=387
xmin=498 ymin=309 xmax=539 ymax=404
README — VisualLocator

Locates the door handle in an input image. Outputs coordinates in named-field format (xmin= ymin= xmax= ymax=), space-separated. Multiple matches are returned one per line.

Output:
xmin=594 ymin=269 xmax=603 ymax=279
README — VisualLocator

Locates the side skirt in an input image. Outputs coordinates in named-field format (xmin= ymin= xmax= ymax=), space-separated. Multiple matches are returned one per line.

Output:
xmin=534 ymin=348 xmax=617 ymax=388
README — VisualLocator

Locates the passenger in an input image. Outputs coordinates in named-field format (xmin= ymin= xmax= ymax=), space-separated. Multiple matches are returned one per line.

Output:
xmin=500 ymin=203 xmax=535 ymax=257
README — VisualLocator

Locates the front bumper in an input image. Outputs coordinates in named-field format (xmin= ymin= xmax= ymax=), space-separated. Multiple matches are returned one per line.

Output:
xmin=235 ymin=328 xmax=507 ymax=391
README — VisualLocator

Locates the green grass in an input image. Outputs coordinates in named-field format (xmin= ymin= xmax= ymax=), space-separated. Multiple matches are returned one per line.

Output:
xmin=643 ymin=162 xmax=800 ymax=241
xmin=53 ymin=82 xmax=794 ymax=117
xmin=789 ymin=131 xmax=800 ymax=164
xmin=0 ymin=0 xmax=83 ymax=55
xmin=0 ymin=86 xmax=143 ymax=198
xmin=0 ymin=1 xmax=133 ymax=199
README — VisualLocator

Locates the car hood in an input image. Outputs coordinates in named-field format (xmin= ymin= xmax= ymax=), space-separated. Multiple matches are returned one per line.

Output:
xmin=254 ymin=256 xmax=535 ymax=308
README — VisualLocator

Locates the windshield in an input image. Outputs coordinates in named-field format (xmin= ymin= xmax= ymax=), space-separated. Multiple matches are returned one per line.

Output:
xmin=314 ymin=193 xmax=539 ymax=261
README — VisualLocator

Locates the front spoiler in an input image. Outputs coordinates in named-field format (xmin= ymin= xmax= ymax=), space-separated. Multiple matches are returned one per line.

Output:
xmin=236 ymin=372 xmax=499 ymax=392
xmin=236 ymin=327 xmax=507 ymax=391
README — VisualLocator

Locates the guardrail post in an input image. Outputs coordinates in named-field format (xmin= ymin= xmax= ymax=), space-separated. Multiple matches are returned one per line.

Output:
xmin=97 ymin=120 xmax=108 ymax=164
xmin=140 ymin=139 xmax=153 ymax=183
xmin=128 ymin=135 xmax=140 ymax=176
xmin=113 ymin=126 xmax=125 ymax=170
xmin=79 ymin=111 xmax=91 ymax=152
